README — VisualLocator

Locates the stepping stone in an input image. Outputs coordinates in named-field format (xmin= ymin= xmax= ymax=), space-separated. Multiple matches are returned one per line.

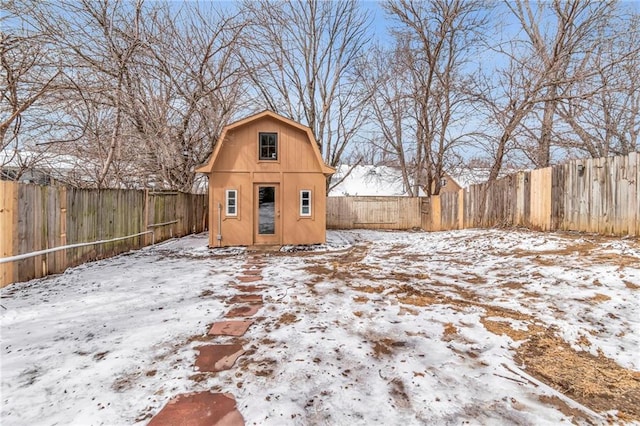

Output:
xmin=225 ymin=304 xmax=262 ymax=318
xmin=148 ymin=391 xmax=244 ymax=426
xmin=230 ymin=284 xmax=264 ymax=293
xmin=209 ymin=320 xmax=253 ymax=337
xmin=195 ymin=344 xmax=245 ymax=372
xmin=241 ymin=269 xmax=262 ymax=276
xmin=228 ymin=294 xmax=263 ymax=305
xmin=238 ymin=276 xmax=261 ymax=283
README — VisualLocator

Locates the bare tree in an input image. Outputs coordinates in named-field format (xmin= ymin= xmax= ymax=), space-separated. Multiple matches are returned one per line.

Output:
xmin=556 ymin=12 xmax=640 ymax=158
xmin=383 ymin=0 xmax=488 ymax=195
xmin=482 ymin=0 xmax=617 ymax=180
xmin=356 ymin=44 xmax=417 ymax=195
xmin=240 ymin=0 xmax=372 ymax=174
xmin=9 ymin=0 xmax=247 ymax=190
xmin=124 ymin=3 xmax=247 ymax=191
xmin=1 ymin=2 xmax=63 ymax=167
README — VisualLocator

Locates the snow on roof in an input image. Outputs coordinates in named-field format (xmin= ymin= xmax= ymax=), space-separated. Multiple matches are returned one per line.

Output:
xmin=1 ymin=149 xmax=81 ymax=171
xmin=329 ymin=165 xmax=425 ymax=197
xmin=448 ymin=167 xmax=526 ymax=189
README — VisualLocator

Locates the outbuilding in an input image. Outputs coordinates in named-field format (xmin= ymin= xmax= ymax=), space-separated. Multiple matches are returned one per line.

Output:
xmin=195 ymin=110 xmax=335 ymax=247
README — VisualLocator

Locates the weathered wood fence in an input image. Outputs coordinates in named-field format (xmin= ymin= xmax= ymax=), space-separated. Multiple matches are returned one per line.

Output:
xmin=327 ymin=196 xmax=422 ymax=229
xmin=424 ymin=153 xmax=639 ymax=236
xmin=0 ymin=182 xmax=207 ymax=287
xmin=329 ymin=153 xmax=639 ymax=237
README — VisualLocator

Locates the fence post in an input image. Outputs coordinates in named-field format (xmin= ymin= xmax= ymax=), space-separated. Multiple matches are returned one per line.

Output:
xmin=144 ymin=188 xmax=150 ymax=245
xmin=1 ymin=181 xmax=17 ymax=287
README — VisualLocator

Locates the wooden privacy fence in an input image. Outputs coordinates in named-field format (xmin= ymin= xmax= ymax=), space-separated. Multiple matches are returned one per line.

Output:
xmin=327 ymin=196 xmax=422 ymax=230
xmin=0 ymin=182 xmax=207 ymax=287
xmin=423 ymin=153 xmax=639 ymax=236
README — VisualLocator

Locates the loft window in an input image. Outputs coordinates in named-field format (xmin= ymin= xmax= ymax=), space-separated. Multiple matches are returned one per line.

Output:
xmin=300 ymin=190 xmax=311 ymax=216
xmin=259 ymin=132 xmax=278 ymax=160
xmin=226 ymin=189 xmax=237 ymax=216
xmin=440 ymin=178 xmax=447 ymax=188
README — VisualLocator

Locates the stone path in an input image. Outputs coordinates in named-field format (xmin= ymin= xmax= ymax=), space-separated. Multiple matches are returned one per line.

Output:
xmin=149 ymin=252 xmax=267 ymax=425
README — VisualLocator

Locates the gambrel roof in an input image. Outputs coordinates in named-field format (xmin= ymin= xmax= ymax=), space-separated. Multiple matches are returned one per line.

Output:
xmin=195 ymin=110 xmax=334 ymax=175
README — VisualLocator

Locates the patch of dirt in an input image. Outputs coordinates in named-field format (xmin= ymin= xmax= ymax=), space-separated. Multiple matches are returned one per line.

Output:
xmin=583 ymin=293 xmax=611 ymax=304
xmin=252 ymin=358 xmax=277 ymax=377
xmin=516 ymin=331 xmax=640 ymax=421
xmin=189 ymin=373 xmax=209 ymax=383
xmin=397 ymin=294 xmax=437 ymax=306
xmin=389 ymin=271 xmax=430 ymax=282
xmin=537 ymin=395 xmax=594 ymax=425
xmin=444 ymin=257 xmax=474 ymax=266
xmin=392 ymin=284 xmax=440 ymax=306
xmin=398 ymin=306 xmax=418 ymax=316
xmin=480 ymin=317 xmax=541 ymax=342
xmin=351 ymin=284 xmax=386 ymax=294
xmin=276 ymin=313 xmax=298 ymax=327
xmin=112 ymin=375 xmax=134 ymax=392
xmin=303 ymin=264 xmax=334 ymax=277
xmin=624 ymin=280 xmax=639 ymax=290
xmin=370 ymin=338 xmax=407 ymax=358
xmin=353 ymin=295 xmax=368 ymax=303
xmin=185 ymin=334 xmax=215 ymax=344
xmin=93 ymin=351 xmax=109 ymax=361
xmin=134 ymin=409 xmax=154 ymax=423
xmin=442 ymin=323 xmax=458 ymax=342
xmin=501 ymin=282 xmax=525 ymax=290
xmin=465 ymin=274 xmax=487 ymax=285
xmin=389 ymin=377 xmax=411 ymax=409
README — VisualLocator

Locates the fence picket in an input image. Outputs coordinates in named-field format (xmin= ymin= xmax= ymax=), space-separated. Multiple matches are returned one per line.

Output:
xmin=1 ymin=184 xmax=207 ymax=287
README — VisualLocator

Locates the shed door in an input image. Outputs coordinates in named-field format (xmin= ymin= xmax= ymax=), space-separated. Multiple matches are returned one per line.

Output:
xmin=254 ymin=184 xmax=280 ymax=245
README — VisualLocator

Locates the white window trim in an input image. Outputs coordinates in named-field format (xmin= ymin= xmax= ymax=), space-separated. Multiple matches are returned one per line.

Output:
xmin=226 ymin=189 xmax=238 ymax=217
xmin=300 ymin=189 xmax=312 ymax=217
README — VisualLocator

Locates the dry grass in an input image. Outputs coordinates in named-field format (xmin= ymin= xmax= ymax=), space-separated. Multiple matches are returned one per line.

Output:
xmin=516 ymin=331 xmax=640 ymax=420
xmin=584 ymin=293 xmax=611 ymax=303
xmin=276 ymin=313 xmax=298 ymax=327
xmin=465 ymin=274 xmax=487 ymax=285
xmin=442 ymin=323 xmax=458 ymax=342
xmin=501 ymin=281 xmax=525 ymax=290
xmin=370 ymin=338 xmax=406 ymax=358
xmin=397 ymin=294 xmax=437 ymax=307
xmin=624 ymin=280 xmax=639 ymax=290
xmin=351 ymin=284 xmax=386 ymax=294
xmin=480 ymin=318 xmax=531 ymax=341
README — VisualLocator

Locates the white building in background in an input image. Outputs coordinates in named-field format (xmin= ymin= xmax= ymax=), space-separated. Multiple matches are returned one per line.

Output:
xmin=329 ymin=165 xmax=426 ymax=197
xmin=0 ymin=149 xmax=84 ymax=185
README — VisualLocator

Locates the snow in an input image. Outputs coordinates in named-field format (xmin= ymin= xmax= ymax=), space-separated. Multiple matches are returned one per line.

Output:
xmin=1 ymin=229 xmax=639 ymax=425
xmin=329 ymin=165 xmax=426 ymax=196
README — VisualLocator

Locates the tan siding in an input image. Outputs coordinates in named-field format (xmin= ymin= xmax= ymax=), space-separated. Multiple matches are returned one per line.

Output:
xmin=208 ymin=114 xmax=329 ymax=247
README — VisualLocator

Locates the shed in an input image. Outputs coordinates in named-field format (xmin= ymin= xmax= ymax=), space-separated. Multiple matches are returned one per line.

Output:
xmin=195 ymin=110 xmax=335 ymax=247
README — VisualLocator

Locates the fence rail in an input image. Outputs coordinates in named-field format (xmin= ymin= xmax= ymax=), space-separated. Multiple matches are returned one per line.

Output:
xmin=0 ymin=182 xmax=207 ymax=287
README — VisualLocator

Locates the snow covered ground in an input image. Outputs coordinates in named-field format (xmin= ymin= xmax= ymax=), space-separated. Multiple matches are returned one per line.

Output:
xmin=1 ymin=229 xmax=639 ymax=425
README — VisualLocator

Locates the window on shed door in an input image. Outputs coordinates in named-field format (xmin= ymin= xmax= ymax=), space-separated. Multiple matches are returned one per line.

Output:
xmin=226 ymin=189 xmax=237 ymax=216
xmin=300 ymin=190 xmax=311 ymax=216
xmin=259 ymin=132 xmax=278 ymax=160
